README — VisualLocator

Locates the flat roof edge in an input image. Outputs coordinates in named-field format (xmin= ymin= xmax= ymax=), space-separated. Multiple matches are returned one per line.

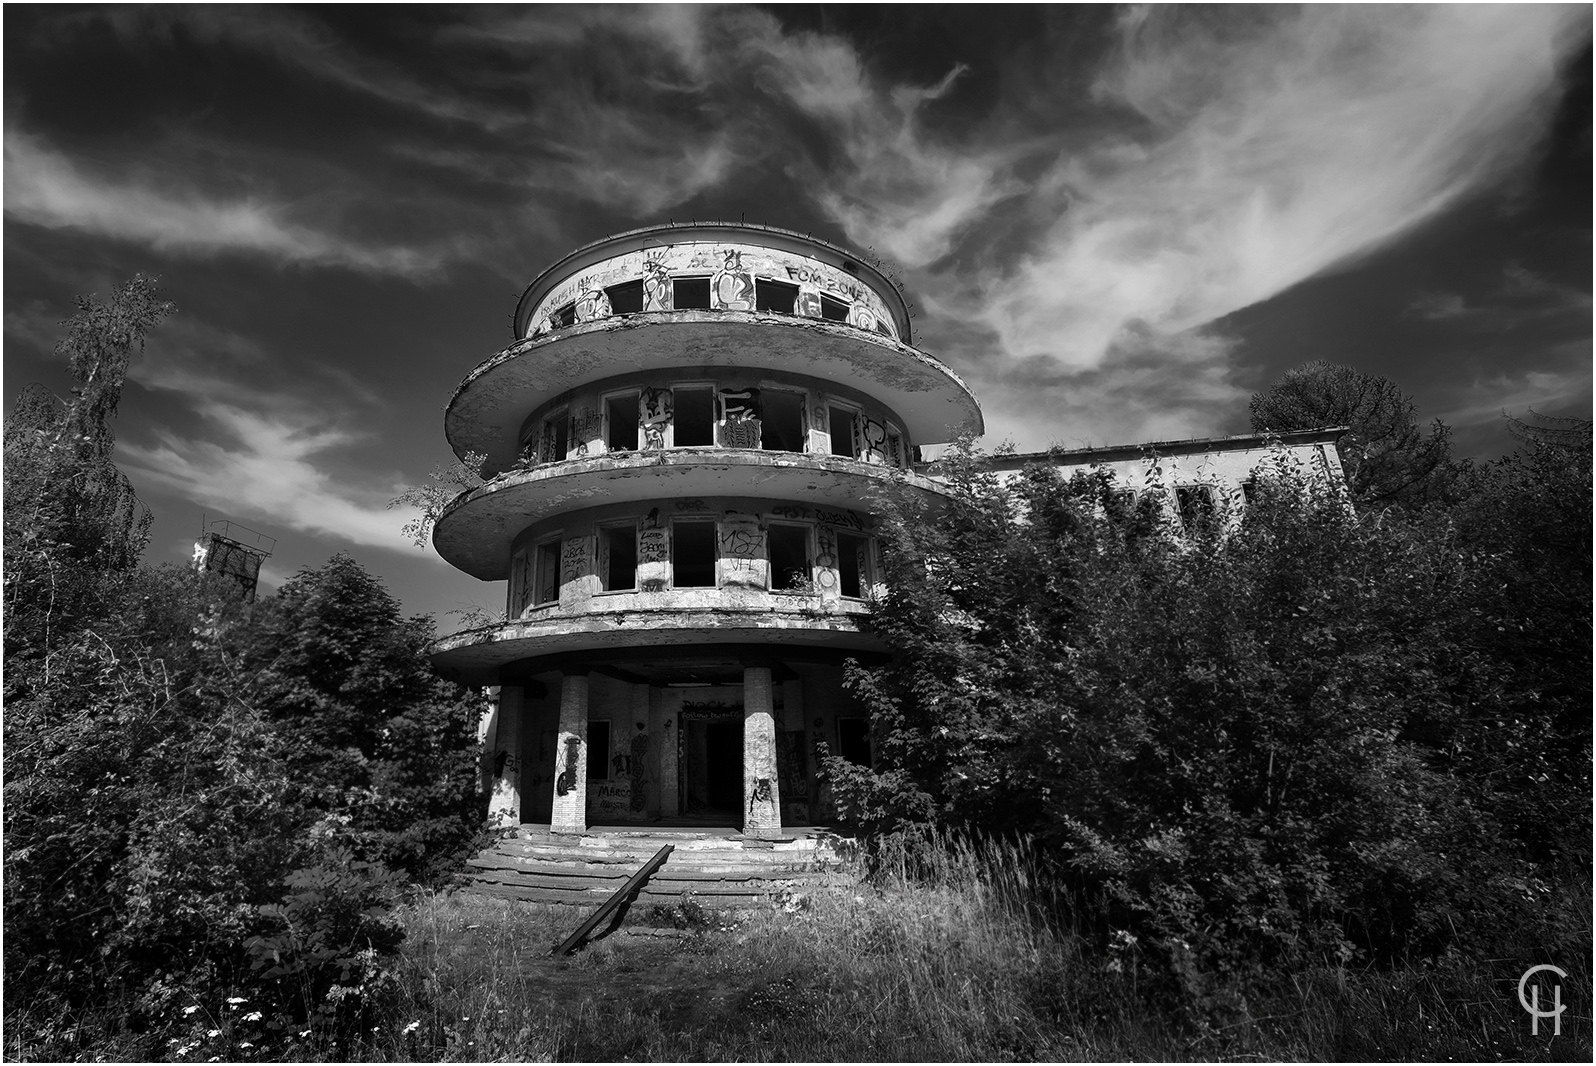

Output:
xmin=942 ymin=426 xmax=1350 ymax=471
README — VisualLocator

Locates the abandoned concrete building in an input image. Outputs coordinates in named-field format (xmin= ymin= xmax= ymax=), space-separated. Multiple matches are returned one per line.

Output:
xmin=428 ymin=222 xmax=1345 ymax=852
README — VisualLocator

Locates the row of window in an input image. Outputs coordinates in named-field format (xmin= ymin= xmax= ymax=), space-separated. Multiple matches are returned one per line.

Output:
xmin=522 ymin=385 xmax=905 ymax=466
xmin=512 ymin=521 xmax=873 ymax=613
xmin=542 ymin=277 xmax=858 ymax=330
xmin=1113 ymin=482 xmax=1255 ymax=532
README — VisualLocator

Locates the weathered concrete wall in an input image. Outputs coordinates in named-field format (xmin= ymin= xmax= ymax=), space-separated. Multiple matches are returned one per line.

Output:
xmin=742 ymin=666 xmax=781 ymax=837
xmin=551 ymin=673 xmax=589 ymax=833
xmin=488 ymin=685 xmax=524 ymax=827
xmin=527 ymin=241 xmax=900 ymax=342
xmin=513 ymin=367 xmax=912 ymax=468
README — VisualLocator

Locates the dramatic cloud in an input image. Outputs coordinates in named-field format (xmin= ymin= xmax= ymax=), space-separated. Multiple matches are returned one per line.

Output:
xmin=3 ymin=131 xmax=444 ymax=277
xmin=975 ymin=6 xmax=1588 ymax=370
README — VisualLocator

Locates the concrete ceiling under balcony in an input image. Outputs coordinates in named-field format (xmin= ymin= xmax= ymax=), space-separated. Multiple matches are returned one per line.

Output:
xmin=446 ymin=311 xmax=983 ymax=473
xmin=432 ymin=449 xmax=950 ymax=580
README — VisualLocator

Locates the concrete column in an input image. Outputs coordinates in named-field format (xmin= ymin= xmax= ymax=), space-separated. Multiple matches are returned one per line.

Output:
xmin=551 ymin=672 xmax=589 ymax=834
xmin=655 ymin=689 xmax=679 ymax=818
xmin=742 ymin=665 xmax=782 ymax=838
xmin=488 ymin=685 xmax=524 ymax=827
xmin=477 ymin=685 xmax=499 ymax=798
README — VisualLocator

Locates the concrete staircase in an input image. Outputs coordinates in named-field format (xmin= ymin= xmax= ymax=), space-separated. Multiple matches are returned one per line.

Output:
xmin=461 ymin=825 xmax=855 ymax=910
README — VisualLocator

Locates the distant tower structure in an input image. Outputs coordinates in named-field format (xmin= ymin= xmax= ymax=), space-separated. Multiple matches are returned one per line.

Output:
xmin=192 ymin=519 xmax=275 ymax=602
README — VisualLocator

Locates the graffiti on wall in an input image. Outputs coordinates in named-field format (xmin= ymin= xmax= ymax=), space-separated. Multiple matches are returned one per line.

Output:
xmin=712 ymin=249 xmax=756 ymax=310
xmin=555 ymin=737 xmax=582 ymax=796
xmin=637 ymin=526 xmax=669 ymax=592
xmin=719 ymin=388 xmax=761 ymax=450
xmin=853 ymin=415 xmax=892 ymax=465
xmin=561 ymin=538 xmax=589 ymax=586
xmin=813 ymin=507 xmax=866 ymax=531
xmin=641 ymin=387 xmax=672 ymax=449
xmin=629 ymin=726 xmax=650 ymax=812
xmin=590 ymin=780 xmax=632 ymax=816
xmin=527 ymin=242 xmax=900 ymax=341
xmin=569 ymin=408 xmax=603 ymax=457
xmin=642 ymin=253 xmax=672 ymax=311
xmin=813 ymin=526 xmax=839 ymax=594
xmin=718 ymin=515 xmax=764 ymax=587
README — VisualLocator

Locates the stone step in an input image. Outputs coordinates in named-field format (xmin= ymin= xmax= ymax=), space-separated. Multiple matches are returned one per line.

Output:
xmin=465 ymin=870 xmax=833 ymax=897
xmin=461 ymin=881 xmax=772 ymax=910
xmin=487 ymin=844 xmax=841 ymax=867
xmin=467 ymin=856 xmax=842 ymax=880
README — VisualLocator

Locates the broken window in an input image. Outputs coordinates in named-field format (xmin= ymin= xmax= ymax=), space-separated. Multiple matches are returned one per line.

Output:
xmin=829 ymin=406 xmax=858 ymax=458
xmin=820 ymin=294 xmax=850 ymax=322
xmin=551 ymin=303 xmax=576 ymax=329
xmin=760 ymin=390 xmax=805 ymax=452
xmin=672 ymin=387 xmax=714 ymax=446
xmin=1175 ymin=485 xmax=1217 ymax=533
xmin=605 ymin=393 xmax=639 ymax=452
xmin=673 ymin=277 xmax=711 ymax=309
xmin=1240 ymin=479 xmax=1258 ymax=506
xmin=600 ymin=525 xmax=637 ymax=591
xmin=837 ymin=532 xmax=869 ymax=597
xmin=534 ymin=539 xmax=562 ymax=604
xmin=767 ymin=525 xmax=809 ymax=591
xmin=605 ymin=279 xmax=645 ymax=315
xmin=755 ymin=279 xmax=799 ymax=314
xmin=543 ymin=410 xmax=570 ymax=461
xmin=672 ymin=521 xmax=716 ymax=588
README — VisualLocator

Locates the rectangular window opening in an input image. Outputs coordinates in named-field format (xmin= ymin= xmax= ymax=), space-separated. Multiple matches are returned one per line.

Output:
xmin=672 ymin=521 xmax=717 ymax=588
xmin=829 ymin=406 xmax=858 ymax=458
xmin=673 ymin=387 xmax=714 ymax=447
xmin=605 ymin=279 xmax=645 ymax=315
xmin=820 ymin=294 xmax=850 ymax=322
xmin=587 ymin=720 xmax=611 ymax=780
xmin=768 ymin=525 xmax=810 ymax=591
xmin=837 ymin=532 xmax=868 ymax=598
xmin=673 ymin=277 xmax=711 ymax=309
xmin=755 ymin=279 xmax=799 ymax=314
xmin=761 ymin=390 xmax=806 ymax=452
xmin=605 ymin=393 xmax=639 ymax=452
xmin=1175 ymin=485 xmax=1216 ymax=532
xmin=552 ymin=303 xmax=576 ymax=328
xmin=601 ymin=525 xmax=637 ymax=591
xmin=534 ymin=540 xmax=562 ymax=604
xmin=546 ymin=411 xmax=570 ymax=461
xmin=1240 ymin=479 xmax=1258 ymax=506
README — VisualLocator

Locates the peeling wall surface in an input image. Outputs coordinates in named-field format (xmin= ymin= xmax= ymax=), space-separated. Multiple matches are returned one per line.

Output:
xmin=526 ymin=241 xmax=900 ymax=342
xmin=432 ymin=223 xmax=1351 ymax=836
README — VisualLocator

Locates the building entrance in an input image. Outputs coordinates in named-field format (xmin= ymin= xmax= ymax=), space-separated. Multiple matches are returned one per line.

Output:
xmin=680 ymin=705 xmax=743 ymax=821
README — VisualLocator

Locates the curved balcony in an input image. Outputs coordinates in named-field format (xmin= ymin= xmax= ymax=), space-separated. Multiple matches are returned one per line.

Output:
xmin=428 ymin=600 xmax=877 ymax=684
xmin=445 ymin=310 xmax=983 ymax=473
xmin=432 ymin=448 xmax=949 ymax=579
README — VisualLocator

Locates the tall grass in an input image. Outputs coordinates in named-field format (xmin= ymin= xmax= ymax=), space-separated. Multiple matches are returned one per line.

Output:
xmin=9 ymin=833 xmax=1587 ymax=1060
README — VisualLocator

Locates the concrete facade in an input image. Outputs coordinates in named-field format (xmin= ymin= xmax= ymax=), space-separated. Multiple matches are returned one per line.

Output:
xmin=429 ymin=221 xmax=1347 ymax=837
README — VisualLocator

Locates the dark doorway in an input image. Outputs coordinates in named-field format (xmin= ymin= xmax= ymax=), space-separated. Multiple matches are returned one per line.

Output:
xmin=705 ymin=721 xmax=742 ymax=811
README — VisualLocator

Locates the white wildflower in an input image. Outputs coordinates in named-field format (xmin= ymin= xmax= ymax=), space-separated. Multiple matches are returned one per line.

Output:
xmin=243 ymin=1011 xmax=263 ymax=1022
xmin=226 ymin=996 xmax=247 ymax=1006
xmin=183 ymin=1005 xmax=201 ymax=1016
xmin=403 ymin=1021 xmax=421 ymax=1035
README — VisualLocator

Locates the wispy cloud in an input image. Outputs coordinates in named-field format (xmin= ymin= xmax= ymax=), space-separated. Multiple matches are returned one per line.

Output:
xmin=973 ymin=6 xmax=1588 ymax=370
xmin=4 ymin=131 xmax=447 ymax=277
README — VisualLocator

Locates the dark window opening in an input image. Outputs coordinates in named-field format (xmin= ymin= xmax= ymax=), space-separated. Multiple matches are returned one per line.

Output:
xmin=673 ymin=388 xmax=714 ymax=446
xmin=837 ymin=717 xmax=871 ymax=767
xmin=755 ymin=279 xmax=799 ymax=313
xmin=551 ymin=303 xmax=576 ymax=328
xmin=820 ymin=294 xmax=850 ymax=321
xmin=601 ymin=525 xmax=637 ymax=591
xmin=672 ymin=521 xmax=716 ymax=587
xmin=761 ymin=390 xmax=805 ymax=452
xmin=546 ymin=413 xmax=569 ymax=461
xmin=534 ymin=540 xmax=562 ymax=604
xmin=605 ymin=279 xmax=645 ymax=315
xmin=1240 ymin=479 xmax=1257 ymax=506
xmin=673 ymin=277 xmax=711 ymax=309
xmin=606 ymin=393 xmax=639 ymax=451
xmin=588 ymin=720 xmax=611 ymax=781
xmin=768 ymin=525 xmax=809 ymax=591
xmin=829 ymin=406 xmax=858 ymax=457
xmin=837 ymin=533 xmax=868 ymax=598
xmin=1175 ymin=485 xmax=1216 ymax=532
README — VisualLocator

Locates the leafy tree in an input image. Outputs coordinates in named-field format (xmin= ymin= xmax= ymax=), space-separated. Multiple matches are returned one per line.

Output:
xmin=1249 ymin=361 xmax=1456 ymax=509
xmin=824 ymin=441 xmax=1532 ymax=988
xmin=242 ymin=555 xmax=486 ymax=883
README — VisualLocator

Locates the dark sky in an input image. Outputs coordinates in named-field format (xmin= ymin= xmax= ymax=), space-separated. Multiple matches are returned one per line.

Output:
xmin=5 ymin=6 xmax=1590 ymax=624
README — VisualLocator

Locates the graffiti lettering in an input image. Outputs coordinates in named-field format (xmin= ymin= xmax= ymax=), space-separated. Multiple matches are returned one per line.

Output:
xmin=712 ymin=249 xmax=756 ymax=311
xmin=814 ymin=508 xmax=865 ymax=531
xmin=770 ymin=504 xmax=811 ymax=520
xmin=629 ymin=727 xmax=649 ymax=813
xmin=560 ymin=538 xmax=588 ymax=584
xmin=675 ymin=498 xmax=707 ymax=512
xmin=555 ymin=737 xmax=582 ymax=796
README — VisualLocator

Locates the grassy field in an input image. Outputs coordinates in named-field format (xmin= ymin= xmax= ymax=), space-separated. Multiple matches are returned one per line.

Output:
xmin=10 ymin=837 xmax=1588 ymax=1061
xmin=338 ymin=837 xmax=1589 ymax=1062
